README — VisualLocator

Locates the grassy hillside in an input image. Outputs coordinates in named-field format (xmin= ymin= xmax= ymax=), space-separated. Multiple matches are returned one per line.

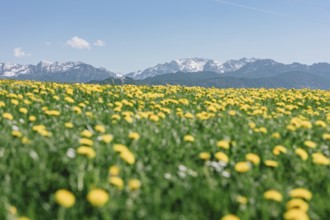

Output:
xmin=94 ymin=71 xmax=330 ymax=89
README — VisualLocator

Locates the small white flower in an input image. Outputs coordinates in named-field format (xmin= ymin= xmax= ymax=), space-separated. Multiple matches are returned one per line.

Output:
xmin=66 ymin=148 xmax=76 ymax=158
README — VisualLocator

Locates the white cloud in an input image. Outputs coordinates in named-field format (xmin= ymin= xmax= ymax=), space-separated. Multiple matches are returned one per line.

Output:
xmin=13 ymin=48 xmax=31 ymax=57
xmin=44 ymin=42 xmax=52 ymax=46
xmin=66 ymin=36 xmax=90 ymax=49
xmin=94 ymin=40 xmax=106 ymax=47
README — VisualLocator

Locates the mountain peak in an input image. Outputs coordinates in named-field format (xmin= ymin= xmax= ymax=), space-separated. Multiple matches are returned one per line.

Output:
xmin=37 ymin=60 xmax=53 ymax=69
xmin=126 ymin=57 xmax=259 ymax=79
xmin=39 ymin=60 xmax=53 ymax=65
xmin=0 ymin=61 xmax=115 ymax=82
xmin=174 ymin=57 xmax=210 ymax=72
xmin=175 ymin=57 xmax=210 ymax=63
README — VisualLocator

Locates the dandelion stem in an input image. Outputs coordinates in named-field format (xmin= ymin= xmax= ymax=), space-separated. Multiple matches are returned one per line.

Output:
xmin=58 ymin=207 xmax=66 ymax=220
xmin=203 ymin=164 xmax=215 ymax=189
xmin=78 ymin=161 xmax=85 ymax=191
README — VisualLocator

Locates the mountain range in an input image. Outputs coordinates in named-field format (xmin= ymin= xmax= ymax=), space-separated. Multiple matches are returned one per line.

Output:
xmin=126 ymin=58 xmax=258 ymax=79
xmin=1 ymin=58 xmax=330 ymax=89
xmin=0 ymin=61 xmax=115 ymax=83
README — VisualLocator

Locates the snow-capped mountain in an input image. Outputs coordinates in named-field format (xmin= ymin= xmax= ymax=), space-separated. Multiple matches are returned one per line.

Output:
xmin=126 ymin=58 xmax=208 ymax=80
xmin=0 ymin=62 xmax=32 ymax=77
xmin=2 ymin=58 xmax=330 ymax=85
xmin=0 ymin=61 xmax=116 ymax=83
xmin=126 ymin=57 xmax=257 ymax=80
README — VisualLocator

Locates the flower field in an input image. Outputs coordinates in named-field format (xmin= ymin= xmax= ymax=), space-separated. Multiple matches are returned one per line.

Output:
xmin=0 ymin=80 xmax=329 ymax=220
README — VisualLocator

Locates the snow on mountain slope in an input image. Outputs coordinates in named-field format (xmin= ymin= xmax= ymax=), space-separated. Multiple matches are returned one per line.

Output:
xmin=126 ymin=57 xmax=258 ymax=80
xmin=126 ymin=58 xmax=208 ymax=79
xmin=218 ymin=58 xmax=257 ymax=73
xmin=0 ymin=61 xmax=116 ymax=83
xmin=4 ymin=57 xmax=327 ymax=83
xmin=35 ymin=61 xmax=87 ymax=73
xmin=0 ymin=62 xmax=31 ymax=77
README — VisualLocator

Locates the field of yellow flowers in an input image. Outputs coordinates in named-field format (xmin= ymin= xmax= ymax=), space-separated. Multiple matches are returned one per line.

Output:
xmin=0 ymin=79 xmax=329 ymax=220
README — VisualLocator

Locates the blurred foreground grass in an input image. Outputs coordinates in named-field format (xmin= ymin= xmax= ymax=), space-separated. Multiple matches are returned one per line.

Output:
xmin=0 ymin=80 xmax=329 ymax=220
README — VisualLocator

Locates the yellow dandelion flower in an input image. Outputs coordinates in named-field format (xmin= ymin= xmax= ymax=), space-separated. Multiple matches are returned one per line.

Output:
xmin=8 ymin=205 xmax=17 ymax=215
xmin=54 ymin=189 xmax=76 ymax=208
xmin=301 ymin=121 xmax=312 ymax=129
xmin=44 ymin=110 xmax=60 ymax=116
xmin=128 ymin=179 xmax=141 ymax=190
xmin=228 ymin=110 xmax=236 ymax=116
xmin=289 ymin=188 xmax=312 ymax=200
xmin=264 ymin=160 xmax=279 ymax=167
xmin=221 ymin=214 xmax=240 ymax=220
xmin=11 ymin=130 xmax=22 ymax=137
xmin=111 ymin=114 xmax=121 ymax=120
xmin=76 ymin=146 xmax=96 ymax=159
xmin=78 ymin=102 xmax=86 ymax=108
xmin=157 ymin=112 xmax=166 ymax=119
xmin=79 ymin=138 xmax=94 ymax=146
xmin=29 ymin=115 xmax=36 ymax=122
xmin=2 ymin=112 xmax=13 ymax=120
xmin=283 ymin=209 xmax=309 ymax=220
xmin=199 ymin=152 xmax=211 ymax=160
xmin=128 ymin=132 xmax=140 ymax=140
xmin=114 ymin=106 xmax=122 ymax=112
xmin=85 ymin=112 xmax=93 ymax=118
xmin=109 ymin=176 xmax=124 ymax=189
xmin=64 ymin=96 xmax=75 ymax=103
xmin=108 ymin=165 xmax=120 ymax=176
xmin=312 ymin=153 xmax=330 ymax=165
xmin=11 ymin=99 xmax=19 ymax=105
xmin=72 ymin=106 xmax=82 ymax=114
xmin=207 ymin=105 xmax=217 ymax=113
xmin=214 ymin=152 xmax=229 ymax=163
xmin=234 ymin=162 xmax=250 ymax=173
xmin=259 ymin=127 xmax=268 ymax=134
xmin=263 ymin=190 xmax=283 ymax=202
xmin=287 ymin=125 xmax=296 ymax=132
xmin=315 ymin=120 xmax=326 ymax=128
xmin=304 ymin=141 xmax=316 ymax=149
xmin=245 ymin=153 xmax=260 ymax=165
xmin=273 ymin=145 xmax=287 ymax=156
xmin=95 ymin=125 xmax=106 ymax=133
xmin=21 ymin=137 xmax=31 ymax=145
xmin=271 ymin=132 xmax=281 ymax=139
xmin=113 ymin=144 xmax=129 ymax=153
xmin=64 ymin=122 xmax=74 ymax=128
xmin=184 ymin=112 xmax=194 ymax=118
xmin=295 ymin=148 xmax=308 ymax=161
xmin=236 ymin=195 xmax=248 ymax=205
xmin=322 ymin=133 xmax=330 ymax=140
xmin=217 ymin=140 xmax=230 ymax=149
xmin=38 ymin=129 xmax=52 ymax=137
xmin=87 ymin=189 xmax=109 ymax=207
xmin=125 ymin=116 xmax=133 ymax=123
xmin=19 ymin=107 xmax=28 ymax=114
xmin=100 ymin=134 xmax=113 ymax=143
xmin=184 ymin=135 xmax=195 ymax=142
xmin=32 ymin=125 xmax=46 ymax=132
xmin=80 ymin=130 xmax=93 ymax=138
xmin=286 ymin=199 xmax=309 ymax=211
xmin=120 ymin=150 xmax=136 ymax=165
xmin=248 ymin=122 xmax=256 ymax=129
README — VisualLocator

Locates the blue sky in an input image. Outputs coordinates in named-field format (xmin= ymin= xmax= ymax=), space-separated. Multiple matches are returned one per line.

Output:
xmin=1 ymin=0 xmax=330 ymax=73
